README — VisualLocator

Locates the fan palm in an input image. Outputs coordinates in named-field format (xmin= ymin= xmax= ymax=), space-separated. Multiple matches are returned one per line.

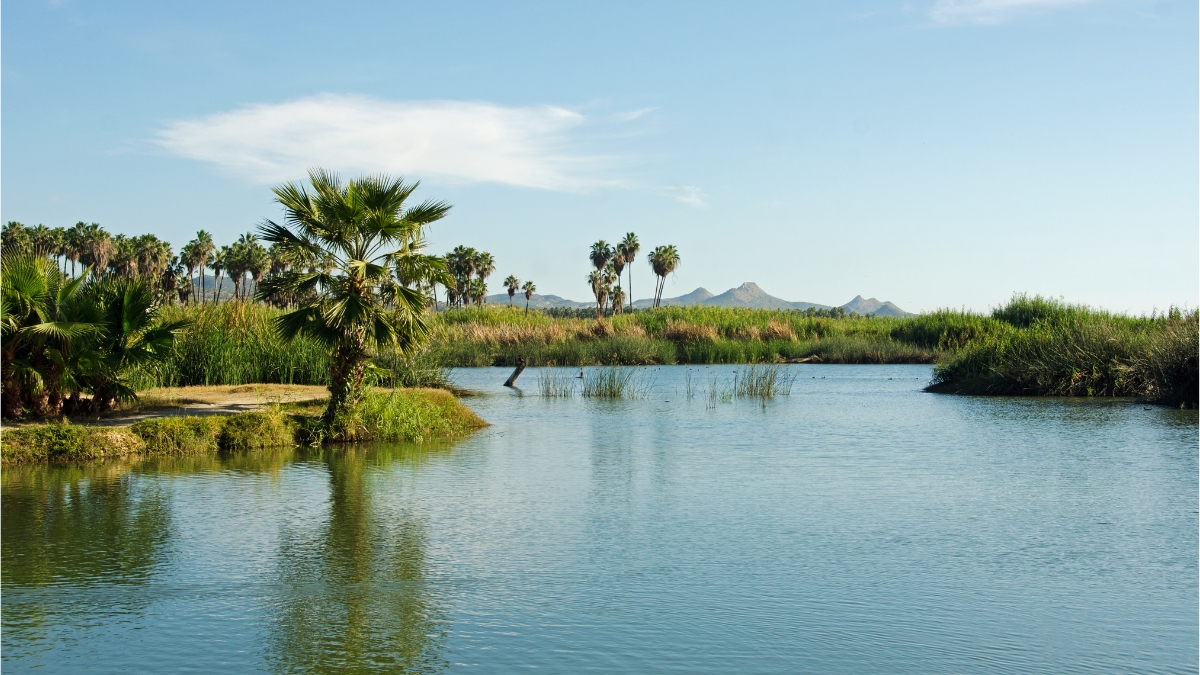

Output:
xmin=194 ymin=230 xmax=215 ymax=302
xmin=648 ymin=244 xmax=680 ymax=308
xmin=522 ymin=280 xmax=535 ymax=315
xmin=588 ymin=270 xmax=603 ymax=319
xmin=504 ymin=275 xmax=520 ymax=305
xmin=256 ymin=169 xmax=450 ymax=426
xmin=617 ymin=233 xmax=639 ymax=308
xmin=590 ymin=240 xmax=612 ymax=272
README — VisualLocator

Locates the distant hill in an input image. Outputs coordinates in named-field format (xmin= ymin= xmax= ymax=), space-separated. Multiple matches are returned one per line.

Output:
xmin=841 ymin=295 xmax=910 ymax=317
xmin=484 ymin=282 xmax=911 ymax=316
xmin=630 ymin=287 xmax=714 ymax=309
xmin=483 ymin=292 xmax=591 ymax=309
xmin=702 ymin=282 xmax=830 ymax=310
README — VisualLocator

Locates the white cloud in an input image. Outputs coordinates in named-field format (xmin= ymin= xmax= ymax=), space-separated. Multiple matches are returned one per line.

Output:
xmin=929 ymin=0 xmax=1093 ymax=24
xmin=664 ymin=186 xmax=707 ymax=208
xmin=155 ymin=94 xmax=612 ymax=191
xmin=613 ymin=107 xmax=657 ymax=123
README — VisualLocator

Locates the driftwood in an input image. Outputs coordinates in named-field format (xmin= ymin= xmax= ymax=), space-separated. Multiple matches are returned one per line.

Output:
xmin=504 ymin=357 xmax=527 ymax=387
xmin=785 ymin=355 xmax=822 ymax=364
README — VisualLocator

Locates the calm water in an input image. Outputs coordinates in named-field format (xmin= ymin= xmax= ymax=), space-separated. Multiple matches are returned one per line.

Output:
xmin=3 ymin=365 xmax=1196 ymax=674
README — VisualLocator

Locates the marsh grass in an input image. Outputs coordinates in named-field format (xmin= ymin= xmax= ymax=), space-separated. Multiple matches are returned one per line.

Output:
xmin=537 ymin=369 xmax=577 ymax=398
xmin=733 ymin=364 xmax=797 ymax=398
xmin=580 ymin=367 xmax=656 ymax=399
xmin=705 ymin=375 xmax=733 ymax=409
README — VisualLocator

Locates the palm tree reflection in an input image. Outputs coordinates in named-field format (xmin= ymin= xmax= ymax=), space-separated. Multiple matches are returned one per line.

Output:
xmin=268 ymin=445 xmax=448 ymax=674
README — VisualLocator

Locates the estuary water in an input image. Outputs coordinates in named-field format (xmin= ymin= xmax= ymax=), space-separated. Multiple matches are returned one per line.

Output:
xmin=3 ymin=365 xmax=1197 ymax=674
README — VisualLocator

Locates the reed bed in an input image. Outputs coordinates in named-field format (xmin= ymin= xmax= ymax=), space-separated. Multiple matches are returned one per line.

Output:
xmin=733 ymin=364 xmax=797 ymax=398
xmin=581 ymin=367 xmax=654 ymax=399
xmin=537 ymin=369 xmax=577 ymax=398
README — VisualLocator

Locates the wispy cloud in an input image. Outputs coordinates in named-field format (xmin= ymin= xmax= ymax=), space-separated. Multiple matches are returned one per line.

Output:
xmin=155 ymin=94 xmax=613 ymax=190
xmin=613 ymin=107 xmax=657 ymax=123
xmin=929 ymin=0 xmax=1093 ymax=24
xmin=664 ymin=186 xmax=707 ymax=208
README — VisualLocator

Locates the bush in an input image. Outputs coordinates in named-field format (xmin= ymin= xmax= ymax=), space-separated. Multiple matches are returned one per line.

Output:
xmin=218 ymin=410 xmax=297 ymax=450
xmin=130 ymin=416 xmax=225 ymax=454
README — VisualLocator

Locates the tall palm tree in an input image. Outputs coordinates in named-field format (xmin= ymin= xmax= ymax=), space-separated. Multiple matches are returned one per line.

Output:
xmin=522 ymin=280 xmax=535 ymax=315
xmin=590 ymin=240 xmax=612 ymax=273
xmin=648 ymin=244 xmax=680 ymax=308
xmin=212 ymin=247 xmax=228 ymax=303
xmin=257 ymin=169 xmax=450 ymax=427
xmin=78 ymin=223 xmax=112 ymax=278
xmin=474 ymin=251 xmax=495 ymax=295
xmin=180 ymin=242 xmax=201 ymax=303
xmin=588 ymin=269 xmax=603 ymax=319
xmin=504 ymin=275 xmax=520 ymax=306
xmin=66 ymin=222 xmax=88 ymax=278
xmin=612 ymin=286 xmax=625 ymax=314
xmin=194 ymin=230 xmax=215 ymax=302
xmin=617 ymin=232 xmax=639 ymax=309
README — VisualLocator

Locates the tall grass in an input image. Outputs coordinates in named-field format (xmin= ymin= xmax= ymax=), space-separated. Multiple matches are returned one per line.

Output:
xmin=128 ymin=302 xmax=329 ymax=389
xmin=733 ymin=364 xmax=796 ymax=398
xmin=929 ymin=298 xmax=1198 ymax=407
xmin=537 ymin=369 xmax=577 ymax=398
xmin=580 ymin=367 xmax=654 ymax=398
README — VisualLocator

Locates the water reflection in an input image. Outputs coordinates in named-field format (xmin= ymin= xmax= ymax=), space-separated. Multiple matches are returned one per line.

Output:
xmin=266 ymin=445 xmax=450 ymax=674
xmin=1 ymin=462 xmax=172 ymax=656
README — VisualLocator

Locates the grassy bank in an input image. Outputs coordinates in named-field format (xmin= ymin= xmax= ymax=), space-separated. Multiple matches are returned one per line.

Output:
xmin=0 ymin=389 xmax=487 ymax=463
xmin=929 ymin=298 xmax=1198 ymax=407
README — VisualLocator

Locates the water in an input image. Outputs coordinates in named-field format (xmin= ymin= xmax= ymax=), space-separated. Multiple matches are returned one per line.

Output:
xmin=3 ymin=365 xmax=1196 ymax=674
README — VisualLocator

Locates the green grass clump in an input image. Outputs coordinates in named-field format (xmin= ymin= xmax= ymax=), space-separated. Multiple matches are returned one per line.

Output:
xmin=580 ymin=367 xmax=653 ymax=398
xmin=327 ymin=388 xmax=488 ymax=443
xmin=733 ymin=364 xmax=796 ymax=398
xmin=130 ymin=416 xmax=226 ymax=454
xmin=219 ymin=410 xmax=298 ymax=450
xmin=929 ymin=299 xmax=1198 ymax=407
xmin=0 ymin=424 xmax=144 ymax=462
xmin=537 ymin=369 xmax=577 ymax=397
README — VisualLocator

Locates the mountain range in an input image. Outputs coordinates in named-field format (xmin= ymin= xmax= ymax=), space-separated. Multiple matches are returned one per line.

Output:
xmin=485 ymin=282 xmax=911 ymax=316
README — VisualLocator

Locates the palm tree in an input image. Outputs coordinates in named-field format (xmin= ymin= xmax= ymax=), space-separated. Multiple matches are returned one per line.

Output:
xmin=256 ymin=169 xmax=450 ymax=428
xmin=78 ymin=223 xmax=112 ymax=278
xmin=612 ymin=286 xmax=625 ymax=314
xmin=522 ymin=280 xmax=535 ymax=315
xmin=193 ymin=230 xmax=215 ymax=302
xmin=504 ymin=275 xmax=520 ymax=306
xmin=648 ymin=244 xmax=680 ymax=308
xmin=212 ymin=247 xmax=228 ymax=303
xmin=180 ymin=242 xmax=201 ymax=303
xmin=66 ymin=222 xmax=88 ymax=278
xmin=0 ymin=251 xmax=100 ymax=417
xmin=617 ymin=232 xmax=639 ymax=309
xmin=469 ymin=277 xmax=487 ymax=307
xmin=588 ymin=269 xmax=603 ymax=319
xmin=475 ymin=251 xmax=495 ymax=304
xmin=601 ymin=264 xmax=616 ymax=313
xmin=590 ymin=240 xmax=612 ymax=272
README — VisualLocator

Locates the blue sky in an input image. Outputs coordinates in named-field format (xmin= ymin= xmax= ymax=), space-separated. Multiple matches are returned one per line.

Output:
xmin=3 ymin=0 xmax=1196 ymax=312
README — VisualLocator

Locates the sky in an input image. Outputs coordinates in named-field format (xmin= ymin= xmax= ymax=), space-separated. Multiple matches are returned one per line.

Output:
xmin=2 ymin=0 xmax=1196 ymax=313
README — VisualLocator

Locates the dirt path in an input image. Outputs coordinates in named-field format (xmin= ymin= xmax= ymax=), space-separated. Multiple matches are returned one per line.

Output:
xmin=6 ymin=385 xmax=329 ymax=428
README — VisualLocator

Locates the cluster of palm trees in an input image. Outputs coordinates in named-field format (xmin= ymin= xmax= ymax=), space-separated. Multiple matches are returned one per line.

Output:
xmin=503 ymin=275 xmax=538 ymax=314
xmin=444 ymin=246 xmax=495 ymax=308
xmin=583 ymin=234 xmax=680 ymax=317
xmin=585 ymin=233 xmax=640 ymax=318
xmin=3 ymin=221 xmax=175 ymax=288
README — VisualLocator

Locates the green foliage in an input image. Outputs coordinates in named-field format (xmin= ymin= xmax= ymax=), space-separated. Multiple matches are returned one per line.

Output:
xmin=130 ymin=416 xmax=225 ymax=454
xmin=931 ymin=304 xmax=1199 ymax=407
xmin=127 ymin=301 xmax=330 ymax=388
xmin=326 ymin=388 xmax=487 ymax=443
xmin=219 ymin=410 xmax=297 ymax=451
xmin=580 ymin=367 xmax=652 ymax=398
xmin=733 ymin=364 xmax=796 ymax=398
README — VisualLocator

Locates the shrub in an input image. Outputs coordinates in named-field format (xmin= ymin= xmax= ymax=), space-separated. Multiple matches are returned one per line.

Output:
xmin=218 ymin=410 xmax=297 ymax=450
xmin=130 ymin=416 xmax=225 ymax=453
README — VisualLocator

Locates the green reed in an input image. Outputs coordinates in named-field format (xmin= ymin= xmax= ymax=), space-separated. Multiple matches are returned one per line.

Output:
xmin=581 ymin=367 xmax=654 ymax=398
xmin=733 ymin=364 xmax=796 ymax=398
xmin=537 ymin=369 xmax=577 ymax=398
